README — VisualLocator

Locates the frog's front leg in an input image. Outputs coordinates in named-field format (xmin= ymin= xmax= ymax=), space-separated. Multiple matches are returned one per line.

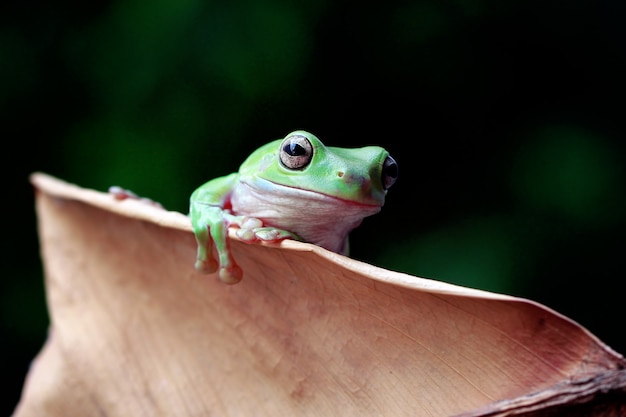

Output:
xmin=190 ymin=174 xmax=243 ymax=284
xmin=192 ymin=221 xmax=218 ymax=274
xmin=192 ymin=206 xmax=243 ymax=284
xmin=190 ymin=174 xmax=300 ymax=284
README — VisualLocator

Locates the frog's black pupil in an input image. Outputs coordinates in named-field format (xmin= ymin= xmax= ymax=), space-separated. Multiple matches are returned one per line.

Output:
xmin=285 ymin=142 xmax=306 ymax=156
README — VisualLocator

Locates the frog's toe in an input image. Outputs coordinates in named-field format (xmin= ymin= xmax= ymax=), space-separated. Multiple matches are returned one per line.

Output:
xmin=254 ymin=228 xmax=282 ymax=241
xmin=195 ymin=258 xmax=218 ymax=274
xmin=219 ymin=265 xmax=243 ymax=284
xmin=239 ymin=217 xmax=263 ymax=229
xmin=235 ymin=227 xmax=257 ymax=241
xmin=254 ymin=227 xmax=298 ymax=242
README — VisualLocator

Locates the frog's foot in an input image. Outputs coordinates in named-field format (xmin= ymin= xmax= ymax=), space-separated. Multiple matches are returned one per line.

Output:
xmin=236 ymin=226 xmax=299 ymax=242
xmin=108 ymin=186 xmax=164 ymax=209
xmin=195 ymin=257 xmax=242 ymax=284
xmin=193 ymin=215 xmax=297 ymax=284
xmin=195 ymin=246 xmax=243 ymax=284
xmin=233 ymin=217 xmax=300 ymax=243
xmin=193 ymin=219 xmax=245 ymax=284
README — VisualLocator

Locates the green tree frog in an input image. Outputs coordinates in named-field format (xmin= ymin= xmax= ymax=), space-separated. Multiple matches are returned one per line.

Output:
xmin=189 ymin=130 xmax=398 ymax=284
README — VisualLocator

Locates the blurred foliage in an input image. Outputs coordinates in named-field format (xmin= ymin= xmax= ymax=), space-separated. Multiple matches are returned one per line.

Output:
xmin=2 ymin=0 xmax=626 ymax=414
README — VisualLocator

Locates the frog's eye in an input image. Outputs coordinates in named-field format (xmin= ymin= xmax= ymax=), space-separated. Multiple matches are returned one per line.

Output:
xmin=382 ymin=155 xmax=398 ymax=190
xmin=279 ymin=135 xmax=313 ymax=170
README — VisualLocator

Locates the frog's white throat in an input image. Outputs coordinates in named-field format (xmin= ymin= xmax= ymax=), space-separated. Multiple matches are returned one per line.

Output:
xmin=230 ymin=179 xmax=382 ymax=255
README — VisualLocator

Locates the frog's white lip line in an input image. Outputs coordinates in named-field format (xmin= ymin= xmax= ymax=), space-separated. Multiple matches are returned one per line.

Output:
xmin=243 ymin=178 xmax=383 ymax=208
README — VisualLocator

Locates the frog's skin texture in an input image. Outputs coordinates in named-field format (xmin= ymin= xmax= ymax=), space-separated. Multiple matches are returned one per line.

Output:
xmin=189 ymin=130 xmax=398 ymax=284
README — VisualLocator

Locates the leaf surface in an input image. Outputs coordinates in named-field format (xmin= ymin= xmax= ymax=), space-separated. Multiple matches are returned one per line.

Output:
xmin=14 ymin=173 xmax=625 ymax=416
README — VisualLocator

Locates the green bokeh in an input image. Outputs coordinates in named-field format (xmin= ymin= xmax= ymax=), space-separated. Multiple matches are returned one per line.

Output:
xmin=378 ymin=215 xmax=523 ymax=294
xmin=512 ymin=125 xmax=621 ymax=224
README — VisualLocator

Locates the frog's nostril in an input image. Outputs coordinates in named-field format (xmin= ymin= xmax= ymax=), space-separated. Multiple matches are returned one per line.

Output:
xmin=337 ymin=171 xmax=345 ymax=178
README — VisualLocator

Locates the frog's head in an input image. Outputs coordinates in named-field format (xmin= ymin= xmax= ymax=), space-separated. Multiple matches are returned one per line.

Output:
xmin=239 ymin=130 xmax=398 ymax=207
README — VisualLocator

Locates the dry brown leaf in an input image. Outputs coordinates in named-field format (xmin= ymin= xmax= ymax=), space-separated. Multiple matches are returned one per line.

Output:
xmin=14 ymin=173 xmax=626 ymax=417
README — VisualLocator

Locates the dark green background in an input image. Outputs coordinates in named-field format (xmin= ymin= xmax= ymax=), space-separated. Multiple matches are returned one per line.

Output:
xmin=3 ymin=0 xmax=625 ymax=413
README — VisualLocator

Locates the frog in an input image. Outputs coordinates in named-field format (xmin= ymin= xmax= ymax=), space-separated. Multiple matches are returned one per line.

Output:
xmin=189 ymin=130 xmax=398 ymax=284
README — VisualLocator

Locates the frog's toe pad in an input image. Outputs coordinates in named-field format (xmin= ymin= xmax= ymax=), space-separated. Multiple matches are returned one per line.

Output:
xmin=195 ymin=258 xmax=218 ymax=274
xmin=235 ymin=228 xmax=257 ymax=241
xmin=219 ymin=265 xmax=243 ymax=284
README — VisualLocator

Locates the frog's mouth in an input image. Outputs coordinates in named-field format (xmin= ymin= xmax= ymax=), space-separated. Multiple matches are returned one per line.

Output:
xmin=244 ymin=177 xmax=385 ymax=209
